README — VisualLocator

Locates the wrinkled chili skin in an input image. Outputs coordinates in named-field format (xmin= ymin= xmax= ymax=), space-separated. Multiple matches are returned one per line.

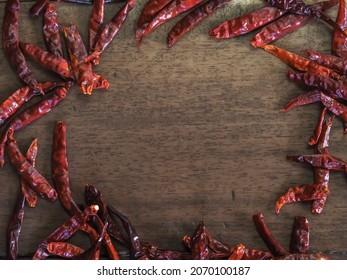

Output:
xmin=0 ymin=86 xmax=68 ymax=167
xmin=21 ymin=139 xmax=39 ymax=208
xmin=303 ymin=49 xmax=347 ymax=75
xmin=228 ymin=244 xmax=245 ymax=260
xmin=288 ymin=70 xmax=347 ymax=100
xmin=252 ymin=213 xmax=288 ymax=257
xmin=0 ymin=82 xmax=66 ymax=127
xmin=251 ymin=0 xmax=338 ymax=48
xmin=3 ymin=0 xmax=43 ymax=94
xmin=136 ymin=0 xmax=173 ymax=45
xmin=89 ymin=0 xmax=105 ymax=54
xmin=141 ymin=242 xmax=192 ymax=260
xmin=20 ymin=42 xmax=74 ymax=80
xmin=332 ymin=0 xmax=347 ymax=57
xmin=52 ymin=121 xmax=81 ymax=215
xmin=142 ymin=0 xmax=205 ymax=38
xmin=168 ymin=0 xmax=230 ymax=47
xmin=33 ymin=205 xmax=99 ymax=260
xmin=263 ymin=44 xmax=340 ymax=79
xmin=188 ymin=222 xmax=209 ymax=260
xmin=308 ymin=108 xmax=328 ymax=146
xmin=210 ymin=6 xmax=286 ymax=39
xmin=280 ymin=90 xmax=322 ymax=112
xmin=6 ymin=130 xmax=58 ymax=201
xmin=62 ymin=24 xmax=94 ymax=94
xmin=290 ymin=216 xmax=309 ymax=254
xmin=43 ymin=3 xmax=63 ymax=58
xmin=274 ymin=253 xmax=330 ymax=260
xmin=87 ymin=0 xmax=136 ymax=65
xmin=320 ymin=92 xmax=347 ymax=122
xmin=6 ymin=192 xmax=25 ymax=259
xmin=6 ymin=138 xmax=39 ymax=259
xmin=46 ymin=242 xmax=85 ymax=259
xmin=276 ymin=184 xmax=330 ymax=214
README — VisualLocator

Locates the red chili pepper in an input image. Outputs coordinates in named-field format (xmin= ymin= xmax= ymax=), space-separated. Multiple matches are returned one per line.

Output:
xmin=33 ymin=204 xmax=99 ymax=260
xmin=210 ymin=5 xmax=286 ymax=39
xmin=62 ymin=24 xmax=95 ymax=94
xmin=302 ymin=49 xmax=347 ymax=75
xmin=46 ymin=242 xmax=85 ymax=259
xmin=332 ymin=0 xmax=347 ymax=57
xmin=167 ymin=0 xmax=230 ymax=47
xmin=6 ymin=129 xmax=58 ymax=201
xmin=140 ymin=242 xmax=192 ymax=260
xmin=6 ymin=138 xmax=39 ymax=259
xmin=0 ymin=86 xmax=68 ymax=167
xmin=287 ymin=70 xmax=347 ymax=100
xmin=19 ymin=42 xmax=74 ymax=80
xmin=43 ymin=3 xmax=64 ymax=58
xmin=251 ymin=0 xmax=338 ymax=48
xmin=142 ymin=0 xmax=205 ymax=40
xmin=262 ymin=44 xmax=340 ymax=79
xmin=85 ymin=0 xmax=136 ymax=65
xmin=320 ymin=92 xmax=347 ymax=124
xmin=280 ymin=90 xmax=322 ymax=112
xmin=188 ymin=222 xmax=210 ymax=260
xmin=274 ymin=253 xmax=330 ymax=259
xmin=89 ymin=0 xmax=105 ymax=55
xmin=3 ymin=0 xmax=43 ymax=94
xmin=21 ymin=138 xmax=39 ymax=208
xmin=0 ymin=82 xmax=65 ymax=127
xmin=252 ymin=213 xmax=288 ymax=257
xmin=265 ymin=0 xmax=344 ymax=35
xmin=290 ymin=216 xmax=309 ymax=254
xmin=276 ymin=184 xmax=330 ymax=213
xmin=29 ymin=0 xmax=49 ymax=17
xmin=308 ymin=107 xmax=328 ymax=146
xmin=52 ymin=121 xmax=81 ymax=215
xmin=136 ymin=0 xmax=173 ymax=45
xmin=241 ymin=248 xmax=273 ymax=260
xmin=228 ymin=244 xmax=245 ymax=260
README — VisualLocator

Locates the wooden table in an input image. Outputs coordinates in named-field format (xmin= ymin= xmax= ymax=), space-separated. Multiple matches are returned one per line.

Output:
xmin=0 ymin=0 xmax=346 ymax=260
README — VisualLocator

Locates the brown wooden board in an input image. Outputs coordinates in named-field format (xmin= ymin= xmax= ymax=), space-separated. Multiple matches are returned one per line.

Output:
xmin=0 ymin=0 xmax=346 ymax=259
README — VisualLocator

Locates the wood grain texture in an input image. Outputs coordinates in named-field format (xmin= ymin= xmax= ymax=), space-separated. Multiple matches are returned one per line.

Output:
xmin=0 ymin=0 xmax=347 ymax=259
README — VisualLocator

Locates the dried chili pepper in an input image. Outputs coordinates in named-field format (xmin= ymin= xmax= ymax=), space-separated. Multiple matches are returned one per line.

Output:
xmin=251 ymin=0 xmax=338 ymax=48
xmin=3 ymin=0 xmax=43 ymax=94
xmin=280 ymin=90 xmax=323 ymax=112
xmin=46 ymin=242 xmax=85 ymax=259
xmin=89 ymin=0 xmax=105 ymax=54
xmin=0 ymin=82 xmax=65 ymax=127
xmin=20 ymin=42 xmax=74 ymax=80
xmin=43 ymin=3 xmax=64 ymax=58
xmin=33 ymin=204 xmax=99 ymax=260
xmin=252 ymin=213 xmax=288 ymax=257
xmin=210 ymin=5 xmax=286 ymax=39
xmin=290 ymin=216 xmax=309 ymax=254
xmin=276 ymin=184 xmax=330 ymax=213
xmin=332 ymin=0 xmax=347 ymax=57
xmin=265 ymin=0 xmax=344 ymax=35
xmin=141 ymin=0 xmax=205 ymax=40
xmin=240 ymin=248 xmax=273 ymax=260
xmin=85 ymin=0 xmax=136 ymax=65
xmin=6 ymin=191 xmax=25 ymax=260
xmin=29 ymin=0 xmax=49 ymax=17
xmin=274 ymin=253 xmax=330 ymax=259
xmin=287 ymin=70 xmax=347 ymax=100
xmin=52 ymin=121 xmax=81 ymax=215
xmin=0 ymin=86 xmax=68 ymax=167
xmin=6 ymin=138 xmax=39 ymax=259
xmin=168 ymin=0 xmax=229 ymax=47
xmin=262 ymin=44 xmax=340 ymax=79
xmin=302 ymin=49 xmax=347 ymax=75
xmin=228 ymin=244 xmax=245 ymax=260
xmin=308 ymin=107 xmax=328 ymax=146
xmin=6 ymin=129 xmax=58 ymax=201
xmin=140 ymin=242 xmax=192 ymax=260
xmin=320 ymin=92 xmax=347 ymax=125
xmin=186 ymin=221 xmax=210 ymax=260
xmin=62 ymin=24 xmax=95 ymax=94
xmin=21 ymin=140 xmax=39 ymax=208
xmin=136 ymin=0 xmax=173 ymax=45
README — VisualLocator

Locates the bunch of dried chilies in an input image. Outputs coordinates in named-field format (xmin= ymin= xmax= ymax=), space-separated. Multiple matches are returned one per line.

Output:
xmin=6 ymin=121 xmax=330 ymax=259
xmin=1 ymin=0 xmax=345 ymax=259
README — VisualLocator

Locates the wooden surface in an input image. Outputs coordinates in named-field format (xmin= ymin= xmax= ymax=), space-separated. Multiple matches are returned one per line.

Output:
xmin=0 ymin=0 xmax=347 ymax=260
